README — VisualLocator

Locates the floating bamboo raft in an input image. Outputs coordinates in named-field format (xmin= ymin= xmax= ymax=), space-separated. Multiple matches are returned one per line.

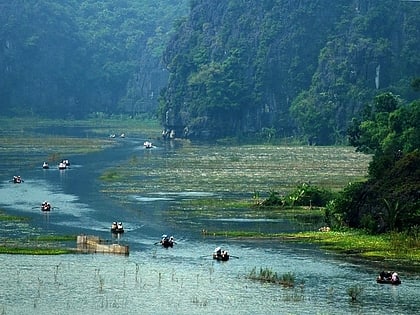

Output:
xmin=76 ymin=235 xmax=129 ymax=255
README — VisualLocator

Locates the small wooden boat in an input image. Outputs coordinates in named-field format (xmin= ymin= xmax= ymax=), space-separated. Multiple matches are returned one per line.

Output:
xmin=58 ymin=159 xmax=70 ymax=170
xmin=111 ymin=222 xmax=124 ymax=234
xmin=160 ymin=235 xmax=175 ymax=247
xmin=41 ymin=202 xmax=51 ymax=211
xmin=213 ymin=253 xmax=230 ymax=261
xmin=376 ymin=277 xmax=401 ymax=285
xmin=42 ymin=162 xmax=49 ymax=169
xmin=13 ymin=176 xmax=23 ymax=183
xmin=376 ymin=271 xmax=401 ymax=285
xmin=213 ymin=247 xmax=230 ymax=261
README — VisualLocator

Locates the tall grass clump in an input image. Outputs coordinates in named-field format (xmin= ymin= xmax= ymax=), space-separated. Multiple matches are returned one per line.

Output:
xmin=248 ymin=267 xmax=295 ymax=287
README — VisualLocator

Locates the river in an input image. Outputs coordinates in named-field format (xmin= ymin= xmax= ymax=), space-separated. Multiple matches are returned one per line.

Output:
xmin=0 ymin=129 xmax=419 ymax=315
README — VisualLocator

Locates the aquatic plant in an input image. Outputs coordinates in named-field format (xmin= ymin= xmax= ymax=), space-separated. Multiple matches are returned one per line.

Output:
xmin=248 ymin=267 xmax=295 ymax=287
xmin=347 ymin=285 xmax=364 ymax=302
xmin=282 ymin=284 xmax=305 ymax=302
xmin=0 ymin=246 xmax=74 ymax=255
xmin=100 ymin=170 xmax=124 ymax=182
xmin=0 ymin=210 xmax=28 ymax=222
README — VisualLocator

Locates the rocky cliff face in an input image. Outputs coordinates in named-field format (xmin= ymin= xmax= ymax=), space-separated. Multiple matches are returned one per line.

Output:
xmin=160 ymin=0 xmax=420 ymax=142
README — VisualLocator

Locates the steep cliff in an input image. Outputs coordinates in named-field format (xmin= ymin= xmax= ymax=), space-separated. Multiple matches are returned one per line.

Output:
xmin=160 ymin=0 xmax=420 ymax=143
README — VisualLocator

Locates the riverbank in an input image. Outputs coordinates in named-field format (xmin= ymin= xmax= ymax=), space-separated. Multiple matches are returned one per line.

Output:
xmin=205 ymin=228 xmax=420 ymax=271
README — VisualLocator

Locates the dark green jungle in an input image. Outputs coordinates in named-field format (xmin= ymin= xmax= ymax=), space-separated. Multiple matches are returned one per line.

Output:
xmin=1 ymin=1 xmax=419 ymax=239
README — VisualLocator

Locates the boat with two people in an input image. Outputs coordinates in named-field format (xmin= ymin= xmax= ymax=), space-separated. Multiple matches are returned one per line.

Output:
xmin=376 ymin=271 xmax=401 ymax=285
xmin=111 ymin=222 xmax=124 ymax=234
xmin=58 ymin=159 xmax=70 ymax=170
xmin=12 ymin=175 xmax=23 ymax=184
xmin=213 ymin=247 xmax=230 ymax=261
xmin=160 ymin=235 xmax=175 ymax=248
xmin=144 ymin=141 xmax=153 ymax=149
xmin=41 ymin=201 xmax=52 ymax=212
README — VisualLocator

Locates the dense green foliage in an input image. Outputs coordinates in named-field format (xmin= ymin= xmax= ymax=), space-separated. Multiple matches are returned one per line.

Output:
xmin=261 ymin=183 xmax=337 ymax=208
xmin=2 ymin=1 xmax=419 ymax=143
xmin=328 ymin=90 xmax=420 ymax=233
xmin=160 ymin=0 xmax=420 ymax=142
xmin=0 ymin=0 xmax=188 ymax=118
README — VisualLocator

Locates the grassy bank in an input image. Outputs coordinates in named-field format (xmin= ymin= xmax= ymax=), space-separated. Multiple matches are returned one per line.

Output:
xmin=205 ymin=228 xmax=420 ymax=269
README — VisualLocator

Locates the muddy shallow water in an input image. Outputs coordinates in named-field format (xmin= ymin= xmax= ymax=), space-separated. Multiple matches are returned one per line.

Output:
xmin=0 ymin=129 xmax=419 ymax=315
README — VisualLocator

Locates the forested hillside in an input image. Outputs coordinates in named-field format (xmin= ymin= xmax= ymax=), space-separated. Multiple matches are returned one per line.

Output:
xmin=0 ymin=0 xmax=188 ymax=118
xmin=160 ymin=0 xmax=420 ymax=143
xmin=1 ymin=1 xmax=419 ymax=144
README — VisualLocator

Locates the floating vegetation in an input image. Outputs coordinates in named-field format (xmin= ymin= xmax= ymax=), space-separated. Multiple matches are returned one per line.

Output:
xmin=0 ymin=210 xmax=28 ymax=222
xmin=100 ymin=145 xmax=371 ymax=198
xmin=99 ymin=170 xmax=125 ymax=182
xmin=0 ymin=246 xmax=74 ymax=255
xmin=248 ymin=267 xmax=295 ymax=287
xmin=347 ymin=285 xmax=364 ymax=302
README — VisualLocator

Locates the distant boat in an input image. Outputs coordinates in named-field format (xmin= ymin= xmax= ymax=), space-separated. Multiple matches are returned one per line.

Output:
xmin=59 ymin=159 xmax=70 ymax=170
xmin=376 ymin=271 xmax=401 ymax=285
xmin=41 ymin=202 xmax=51 ymax=211
xmin=144 ymin=141 xmax=153 ymax=149
xmin=111 ymin=222 xmax=124 ymax=234
xmin=213 ymin=247 xmax=230 ymax=261
xmin=159 ymin=235 xmax=175 ymax=248
xmin=12 ymin=175 xmax=23 ymax=183
xmin=42 ymin=162 xmax=49 ymax=169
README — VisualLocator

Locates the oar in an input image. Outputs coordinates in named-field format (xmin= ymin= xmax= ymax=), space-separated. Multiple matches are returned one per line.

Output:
xmin=229 ymin=255 xmax=240 ymax=259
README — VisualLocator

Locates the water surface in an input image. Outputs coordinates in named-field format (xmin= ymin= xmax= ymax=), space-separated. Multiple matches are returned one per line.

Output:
xmin=0 ymin=129 xmax=418 ymax=315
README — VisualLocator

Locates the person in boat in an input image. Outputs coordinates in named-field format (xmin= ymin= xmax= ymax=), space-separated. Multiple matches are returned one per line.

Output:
xmin=160 ymin=234 xmax=174 ymax=246
xmin=391 ymin=272 xmax=400 ymax=282
xmin=41 ymin=201 xmax=51 ymax=211
xmin=379 ymin=270 xmax=392 ymax=281
xmin=215 ymin=247 xmax=222 ymax=256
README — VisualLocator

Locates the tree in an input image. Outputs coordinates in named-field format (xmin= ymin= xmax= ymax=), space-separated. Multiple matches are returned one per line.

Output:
xmin=334 ymin=90 xmax=420 ymax=233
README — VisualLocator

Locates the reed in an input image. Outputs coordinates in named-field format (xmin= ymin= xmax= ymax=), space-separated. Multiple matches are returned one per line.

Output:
xmin=347 ymin=285 xmax=364 ymax=302
xmin=248 ymin=267 xmax=295 ymax=287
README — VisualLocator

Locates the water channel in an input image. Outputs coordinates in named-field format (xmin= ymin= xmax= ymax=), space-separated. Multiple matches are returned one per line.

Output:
xmin=0 ymin=129 xmax=419 ymax=315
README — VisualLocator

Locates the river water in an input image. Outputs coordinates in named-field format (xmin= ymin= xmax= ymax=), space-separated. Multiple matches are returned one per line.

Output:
xmin=0 ymin=130 xmax=419 ymax=315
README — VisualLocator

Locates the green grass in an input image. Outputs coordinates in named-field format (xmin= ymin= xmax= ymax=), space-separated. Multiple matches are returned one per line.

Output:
xmin=99 ymin=170 xmax=125 ymax=182
xmin=248 ymin=267 xmax=295 ymax=287
xmin=0 ymin=210 xmax=29 ymax=222
xmin=0 ymin=246 xmax=74 ymax=255
xmin=211 ymin=228 xmax=420 ymax=267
